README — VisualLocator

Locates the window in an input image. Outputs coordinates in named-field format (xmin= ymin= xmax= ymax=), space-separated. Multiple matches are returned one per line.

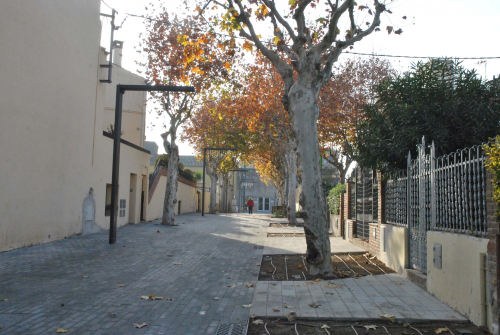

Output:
xmin=258 ymin=197 xmax=271 ymax=211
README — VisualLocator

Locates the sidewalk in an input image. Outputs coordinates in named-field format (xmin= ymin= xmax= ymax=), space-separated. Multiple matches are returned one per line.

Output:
xmin=0 ymin=213 xmax=466 ymax=335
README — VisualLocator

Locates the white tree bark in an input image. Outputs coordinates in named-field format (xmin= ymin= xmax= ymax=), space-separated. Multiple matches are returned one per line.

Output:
xmin=289 ymin=79 xmax=332 ymax=275
xmin=161 ymin=128 xmax=179 ymax=226
xmin=286 ymin=150 xmax=298 ymax=225
xmin=206 ymin=162 xmax=218 ymax=214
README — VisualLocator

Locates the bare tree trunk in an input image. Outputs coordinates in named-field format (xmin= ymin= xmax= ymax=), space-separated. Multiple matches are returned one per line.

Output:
xmin=287 ymin=150 xmax=298 ymax=225
xmin=290 ymin=82 xmax=332 ymax=275
xmin=220 ymin=172 xmax=229 ymax=213
xmin=161 ymin=130 xmax=179 ymax=226
xmin=207 ymin=164 xmax=218 ymax=214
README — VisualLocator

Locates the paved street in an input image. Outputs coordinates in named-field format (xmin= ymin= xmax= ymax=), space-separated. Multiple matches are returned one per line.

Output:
xmin=0 ymin=214 xmax=465 ymax=335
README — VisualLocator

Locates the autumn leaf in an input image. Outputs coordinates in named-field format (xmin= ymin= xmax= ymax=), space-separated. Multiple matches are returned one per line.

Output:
xmin=134 ymin=323 xmax=149 ymax=329
xmin=82 ymin=276 xmax=89 ymax=278
xmin=321 ymin=325 xmax=330 ymax=329
xmin=380 ymin=314 xmax=396 ymax=323
xmin=224 ymin=61 xmax=231 ymax=69
xmin=284 ymin=304 xmax=295 ymax=308
xmin=395 ymin=28 xmax=403 ymax=35
xmin=273 ymin=36 xmax=281 ymax=45
xmin=117 ymin=284 xmax=125 ymax=287
xmin=402 ymin=16 xmax=407 ymax=19
xmin=435 ymin=328 xmax=450 ymax=334
xmin=56 ymin=328 xmax=69 ymax=333
xmin=364 ymin=325 xmax=378 ymax=330
xmin=245 ymin=284 xmax=255 ymax=287
xmin=286 ymin=312 xmax=296 ymax=321
xmin=1 ymin=299 xmax=8 ymax=301
xmin=309 ymin=302 xmax=321 ymax=308
xmin=386 ymin=26 xmax=393 ymax=34
xmin=214 ymin=297 xmax=220 ymax=300
xmin=394 ymin=282 xmax=403 ymax=285
xmin=173 ymin=262 xmax=182 ymax=265
xmin=241 ymin=304 xmax=253 ymax=308
xmin=252 ymin=319 xmax=264 ymax=325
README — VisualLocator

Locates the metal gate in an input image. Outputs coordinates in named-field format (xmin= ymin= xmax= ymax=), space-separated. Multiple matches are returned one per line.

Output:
xmin=407 ymin=138 xmax=432 ymax=272
xmin=353 ymin=168 xmax=378 ymax=241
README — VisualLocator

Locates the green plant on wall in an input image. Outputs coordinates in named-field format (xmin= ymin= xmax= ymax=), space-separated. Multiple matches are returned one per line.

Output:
xmin=327 ymin=183 xmax=346 ymax=215
xmin=484 ymin=136 xmax=500 ymax=219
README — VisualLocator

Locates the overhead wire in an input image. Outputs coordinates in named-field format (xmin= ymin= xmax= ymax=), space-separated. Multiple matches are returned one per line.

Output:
xmin=104 ymin=4 xmax=500 ymax=61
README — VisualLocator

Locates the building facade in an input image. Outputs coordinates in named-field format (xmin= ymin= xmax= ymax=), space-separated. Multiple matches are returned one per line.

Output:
xmin=0 ymin=0 xmax=150 ymax=251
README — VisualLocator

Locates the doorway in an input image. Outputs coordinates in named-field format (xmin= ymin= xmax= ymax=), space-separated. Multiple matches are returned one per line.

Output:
xmin=129 ymin=174 xmax=137 ymax=224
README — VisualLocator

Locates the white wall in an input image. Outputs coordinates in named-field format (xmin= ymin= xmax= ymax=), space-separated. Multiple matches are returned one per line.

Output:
xmin=0 ymin=0 xmax=102 ymax=251
xmin=427 ymin=232 xmax=489 ymax=327
xmin=378 ymin=224 xmax=408 ymax=274
xmin=0 ymin=0 xmax=151 ymax=251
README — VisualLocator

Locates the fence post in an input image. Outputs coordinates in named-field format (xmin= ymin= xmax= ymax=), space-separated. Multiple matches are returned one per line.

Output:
xmin=431 ymin=141 xmax=436 ymax=230
xmin=406 ymin=151 xmax=412 ymax=269
xmin=378 ymin=170 xmax=384 ymax=224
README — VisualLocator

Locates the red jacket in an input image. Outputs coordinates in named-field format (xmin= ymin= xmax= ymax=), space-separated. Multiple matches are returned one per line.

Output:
xmin=247 ymin=200 xmax=254 ymax=207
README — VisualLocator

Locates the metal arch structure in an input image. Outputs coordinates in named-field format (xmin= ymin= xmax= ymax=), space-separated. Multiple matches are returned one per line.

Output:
xmin=201 ymin=147 xmax=237 ymax=216
xmin=109 ymin=84 xmax=195 ymax=244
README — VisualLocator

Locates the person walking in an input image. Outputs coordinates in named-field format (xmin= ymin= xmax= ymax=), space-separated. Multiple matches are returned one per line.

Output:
xmin=246 ymin=198 xmax=254 ymax=214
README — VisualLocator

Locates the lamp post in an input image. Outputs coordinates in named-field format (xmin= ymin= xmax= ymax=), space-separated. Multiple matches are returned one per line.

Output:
xmin=109 ymin=84 xmax=195 ymax=244
xmin=201 ymin=147 xmax=237 ymax=216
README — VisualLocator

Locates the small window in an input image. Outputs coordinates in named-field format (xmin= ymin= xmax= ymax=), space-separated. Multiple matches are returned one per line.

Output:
xmin=265 ymin=198 xmax=270 ymax=211
xmin=105 ymin=184 xmax=112 ymax=216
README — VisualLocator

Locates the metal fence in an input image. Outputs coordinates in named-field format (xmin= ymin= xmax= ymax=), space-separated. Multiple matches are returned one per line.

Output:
xmin=384 ymin=137 xmax=488 ymax=272
xmin=349 ymin=168 xmax=378 ymax=241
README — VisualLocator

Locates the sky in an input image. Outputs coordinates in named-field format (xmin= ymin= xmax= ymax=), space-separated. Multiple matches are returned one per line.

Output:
xmin=99 ymin=0 xmax=500 ymax=156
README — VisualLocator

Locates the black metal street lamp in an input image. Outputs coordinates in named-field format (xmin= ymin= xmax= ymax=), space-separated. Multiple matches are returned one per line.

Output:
xmin=201 ymin=147 xmax=237 ymax=216
xmin=109 ymin=84 xmax=195 ymax=244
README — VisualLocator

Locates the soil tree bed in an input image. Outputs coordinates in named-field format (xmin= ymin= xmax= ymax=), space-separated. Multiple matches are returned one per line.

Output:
xmin=269 ymin=223 xmax=302 ymax=228
xmin=247 ymin=318 xmax=487 ymax=335
xmin=259 ymin=254 xmax=394 ymax=281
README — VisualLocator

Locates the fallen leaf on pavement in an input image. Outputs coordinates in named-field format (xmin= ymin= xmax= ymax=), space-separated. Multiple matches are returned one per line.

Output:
xmin=285 ymin=312 xmax=296 ymax=321
xmin=173 ymin=262 xmax=182 ymax=265
xmin=157 ymin=230 xmax=160 ymax=233
xmin=321 ymin=325 xmax=330 ymax=329
xmin=256 ymin=264 xmax=260 ymax=266
xmin=213 ymin=297 xmax=220 ymax=300
xmin=149 ymin=295 xmax=165 ymax=300
xmin=380 ymin=314 xmax=396 ymax=323
xmin=324 ymin=283 xmax=342 ymax=288
xmin=241 ymin=304 xmax=253 ymax=308
xmin=313 ymin=279 xmax=323 ymax=282
xmin=435 ymin=328 xmax=449 ymax=334
xmin=309 ymin=303 xmax=321 ymax=308
xmin=403 ymin=323 xmax=411 ymax=327
xmin=227 ymin=285 xmax=237 ymax=288
xmin=325 ymin=292 xmax=335 ymax=295
xmin=297 ymin=265 xmax=303 ymax=269
xmin=394 ymin=282 xmax=403 ymax=285
xmin=1 ymin=299 xmax=8 ymax=301
xmin=140 ymin=296 xmax=149 ymax=300
xmin=252 ymin=319 xmax=264 ymax=325
xmin=117 ymin=284 xmax=125 ymax=287
xmin=292 ymin=275 xmax=301 ymax=279
xmin=56 ymin=328 xmax=69 ymax=333
xmin=133 ymin=323 xmax=149 ymax=329
xmin=167 ymin=254 xmax=173 ymax=257
xmin=108 ymin=313 xmax=116 ymax=318
xmin=250 ymin=314 xmax=257 ymax=319
xmin=284 ymin=304 xmax=295 ymax=308
xmin=252 ymin=257 xmax=257 ymax=259
xmin=272 ymin=308 xmax=280 ymax=312
xmin=245 ymin=284 xmax=255 ymax=287
xmin=82 ymin=276 xmax=89 ymax=278
xmin=364 ymin=325 xmax=378 ymax=330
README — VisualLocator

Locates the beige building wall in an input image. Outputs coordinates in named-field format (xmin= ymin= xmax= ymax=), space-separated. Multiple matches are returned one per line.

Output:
xmin=427 ymin=232 xmax=490 ymax=327
xmin=147 ymin=173 xmax=198 ymax=221
xmin=378 ymin=224 xmax=408 ymax=274
xmin=0 ymin=0 xmax=151 ymax=252
xmin=0 ymin=0 xmax=102 ymax=251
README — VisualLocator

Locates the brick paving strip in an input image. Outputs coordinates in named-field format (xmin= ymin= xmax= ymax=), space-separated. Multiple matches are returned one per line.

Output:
xmin=0 ymin=214 xmax=466 ymax=335
xmin=251 ymin=218 xmax=467 ymax=322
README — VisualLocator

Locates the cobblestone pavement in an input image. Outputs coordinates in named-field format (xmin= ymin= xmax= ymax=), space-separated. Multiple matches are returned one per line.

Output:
xmin=0 ymin=214 xmax=467 ymax=335
xmin=0 ymin=214 xmax=267 ymax=335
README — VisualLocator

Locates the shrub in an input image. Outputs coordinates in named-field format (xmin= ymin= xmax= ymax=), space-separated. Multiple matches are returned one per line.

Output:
xmin=327 ymin=183 xmax=346 ymax=215
xmin=484 ymin=137 xmax=500 ymax=220
xmin=272 ymin=210 xmax=285 ymax=218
